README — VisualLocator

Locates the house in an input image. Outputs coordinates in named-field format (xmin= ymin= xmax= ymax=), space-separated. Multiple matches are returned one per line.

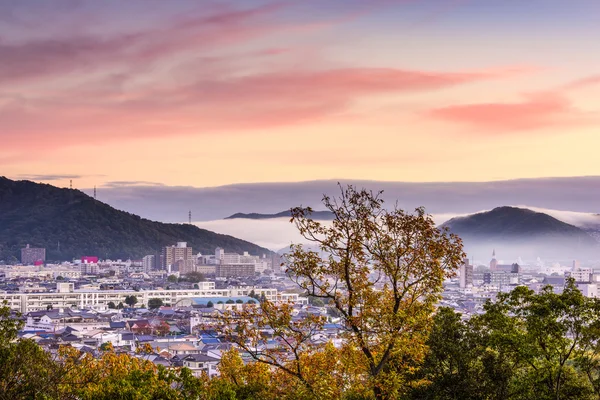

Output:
xmin=129 ymin=320 xmax=151 ymax=334
xmin=160 ymin=342 xmax=202 ymax=356
xmin=182 ymin=354 xmax=220 ymax=377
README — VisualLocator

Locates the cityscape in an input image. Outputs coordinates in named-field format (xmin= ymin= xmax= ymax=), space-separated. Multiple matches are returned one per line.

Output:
xmin=2 ymin=0 xmax=600 ymax=398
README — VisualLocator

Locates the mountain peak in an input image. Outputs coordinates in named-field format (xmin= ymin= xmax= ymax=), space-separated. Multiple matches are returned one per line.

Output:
xmin=442 ymin=206 xmax=598 ymax=259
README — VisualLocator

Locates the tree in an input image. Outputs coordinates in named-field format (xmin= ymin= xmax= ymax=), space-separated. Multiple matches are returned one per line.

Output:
xmin=414 ymin=279 xmax=600 ymax=400
xmin=117 ymin=302 xmax=124 ymax=309
xmin=46 ymin=304 xmax=53 ymax=311
xmin=236 ymin=299 xmax=244 ymax=304
xmin=218 ymin=185 xmax=464 ymax=399
xmin=474 ymin=279 xmax=600 ymax=399
xmin=107 ymin=301 xmax=116 ymax=309
xmin=0 ymin=301 xmax=76 ymax=399
xmin=182 ymin=271 xmax=204 ymax=282
xmin=55 ymin=276 xmax=64 ymax=280
xmin=148 ymin=298 xmax=164 ymax=310
xmin=308 ymin=296 xmax=325 ymax=307
xmin=124 ymin=295 xmax=138 ymax=308
xmin=206 ymin=301 xmax=214 ymax=308
xmin=226 ymin=300 xmax=234 ymax=304
xmin=167 ymin=274 xmax=178 ymax=283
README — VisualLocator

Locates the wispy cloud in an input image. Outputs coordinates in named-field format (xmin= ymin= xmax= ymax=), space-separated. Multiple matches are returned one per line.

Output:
xmin=0 ymin=2 xmax=287 ymax=85
xmin=563 ymin=74 xmax=600 ymax=91
xmin=17 ymin=174 xmax=83 ymax=181
xmin=102 ymin=181 xmax=166 ymax=188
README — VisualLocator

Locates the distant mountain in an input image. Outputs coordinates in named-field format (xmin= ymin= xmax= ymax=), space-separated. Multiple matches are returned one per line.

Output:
xmin=225 ymin=210 xmax=335 ymax=220
xmin=0 ymin=177 xmax=271 ymax=262
xmin=442 ymin=206 xmax=599 ymax=259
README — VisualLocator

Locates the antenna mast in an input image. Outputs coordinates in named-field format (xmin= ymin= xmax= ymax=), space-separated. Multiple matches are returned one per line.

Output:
xmin=70 ymin=180 xmax=72 ymax=189
xmin=94 ymin=186 xmax=97 ymax=200
xmin=189 ymin=210 xmax=192 ymax=224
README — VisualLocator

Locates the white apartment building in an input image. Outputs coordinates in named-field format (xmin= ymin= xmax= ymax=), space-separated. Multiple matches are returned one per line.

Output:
xmin=0 ymin=265 xmax=82 ymax=280
xmin=0 ymin=283 xmax=299 ymax=313
xmin=570 ymin=268 xmax=593 ymax=283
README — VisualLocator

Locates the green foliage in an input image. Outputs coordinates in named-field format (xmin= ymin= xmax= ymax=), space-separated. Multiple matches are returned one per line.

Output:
xmin=307 ymin=296 xmax=325 ymax=307
xmin=148 ymin=298 xmax=164 ymax=310
xmin=413 ymin=279 xmax=600 ymax=400
xmin=207 ymin=301 xmax=214 ymax=308
xmin=125 ymin=295 xmax=138 ymax=307
xmin=167 ymin=274 xmax=178 ymax=283
xmin=226 ymin=300 xmax=235 ymax=304
xmin=180 ymin=271 xmax=204 ymax=282
xmin=236 ymin=299 xmax=244 ymax=304
xmin=0 ymin=177 xmax=271 ymax=261
xmin=107 ymin=301 xmax=116 ymax=309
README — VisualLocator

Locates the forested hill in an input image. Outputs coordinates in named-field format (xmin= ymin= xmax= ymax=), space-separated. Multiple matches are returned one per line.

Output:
xmin=0 ymin=177 xmax=271 ymax=261
xmin=441 ymin=206 xmax=599 ymax=259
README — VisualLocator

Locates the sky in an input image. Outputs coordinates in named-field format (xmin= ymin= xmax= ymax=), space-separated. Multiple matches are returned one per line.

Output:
xmin=2 ymin=0 xmax=600 ymax=200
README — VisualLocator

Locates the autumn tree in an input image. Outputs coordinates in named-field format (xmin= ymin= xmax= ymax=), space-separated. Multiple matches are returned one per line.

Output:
xmin=219 ymin=185 xmax=464 ymax=399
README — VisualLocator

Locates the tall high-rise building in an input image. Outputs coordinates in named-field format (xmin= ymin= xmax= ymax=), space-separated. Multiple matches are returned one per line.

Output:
xmin=459 ymin=257 xmax=473 ymax=288
xmin=21 ymin=244 xmax=46 ymax=265
xmin=142 ymin=255 xmax=159 ymax=273
xmin=162 ymin=242 xmax=194 ymax=274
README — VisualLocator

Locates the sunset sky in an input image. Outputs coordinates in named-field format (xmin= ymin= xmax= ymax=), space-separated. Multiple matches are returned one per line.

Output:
xmin=2 ymin=0 xmax=600 ymax=190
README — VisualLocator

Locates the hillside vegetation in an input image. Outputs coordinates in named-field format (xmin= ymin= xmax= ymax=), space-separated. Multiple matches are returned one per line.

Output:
xmin=0 ymin=177 xmax=271 ymax=261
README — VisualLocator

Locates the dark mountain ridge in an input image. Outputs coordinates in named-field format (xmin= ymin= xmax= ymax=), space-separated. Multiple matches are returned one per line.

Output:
xmin=0 ymin=177 xmax=271 ymax=261
xmin=442 ymin=206 xmax=599 ymax=259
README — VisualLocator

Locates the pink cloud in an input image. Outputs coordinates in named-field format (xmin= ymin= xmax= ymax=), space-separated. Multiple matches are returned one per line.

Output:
xmin=427 ymin=93 xmax=586 ymax=131
xmin=0 ymin=65 xmax=524 ymax=153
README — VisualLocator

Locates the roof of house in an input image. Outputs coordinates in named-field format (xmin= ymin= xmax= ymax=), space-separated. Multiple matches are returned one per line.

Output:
xmin=183 ymin=354 xmax=220 ymax=363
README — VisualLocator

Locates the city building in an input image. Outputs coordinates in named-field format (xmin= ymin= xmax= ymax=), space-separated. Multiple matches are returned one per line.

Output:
xmin=0 ymin=284 xmax=300 ymax=313
xmin=569 ymin=268 xmax=593 ymax=283
xmin=20 ymin=244 xmax=46 ymax=265
xmin=459 ymin=257 xmax=473 ymax=288
xmin=484 ymin=271 xmax=520 ymax=287
xmin=162 ymin=242 xmax=194 ymax=274
xmin=215 ymin=263 xmax=255 ymax=278
xmin=489 ymin=250 xmax=520 ymax=273
xmin=209 ymin=248 xmax=266 ymax=277
xmin=80 ymin=257 xmax=100 ymax=275
xmin=142 ymin=255 xmax=159 ymax=273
